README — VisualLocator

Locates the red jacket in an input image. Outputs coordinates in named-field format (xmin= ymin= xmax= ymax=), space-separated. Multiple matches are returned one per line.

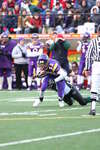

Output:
xmin=29 ymin=16 xmax=42 ymax=28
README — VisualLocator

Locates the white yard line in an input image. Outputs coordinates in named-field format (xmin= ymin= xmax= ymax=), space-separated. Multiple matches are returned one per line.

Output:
xmin=0 ymin=112 xmax=56 ymax=117
xmin=0 ymin=107 xmax=92 ymax=116
xmin=1 ymin=106 xmax=100 ymax=116
xmin=39 ymin=113 xmax=56 ymax=117
xmin=82 ymin=113 xmax=100 ymax=117
xmin=0 ymin=95 xmax=58 ymax=102
xmin=0 ymin=128 xmax=100 ymax=147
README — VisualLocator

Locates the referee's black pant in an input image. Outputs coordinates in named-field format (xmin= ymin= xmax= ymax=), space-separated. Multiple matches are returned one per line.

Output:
xmin=15 ymin=64 xmax=28 ymax=90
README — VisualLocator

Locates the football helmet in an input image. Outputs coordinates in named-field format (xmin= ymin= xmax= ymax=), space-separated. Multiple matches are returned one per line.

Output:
xmin=82 ymin=32 xmax=90 ymax=41
xmin=32 ymin=33 xmax=39 ymax=39
xmin=37 ymin=54 xmax=48 ymax=70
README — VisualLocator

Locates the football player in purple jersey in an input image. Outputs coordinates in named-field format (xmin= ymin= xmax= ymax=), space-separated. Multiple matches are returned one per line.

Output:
xmin=77 ymin=32 xmax=91 ymax=90
xmin=33 ymin=54 xmax=91 ymax=107
xmin=27 ymin=33 xmax=43 ymax=90
xmin=0 ymin=32 xmax=17 ymax=90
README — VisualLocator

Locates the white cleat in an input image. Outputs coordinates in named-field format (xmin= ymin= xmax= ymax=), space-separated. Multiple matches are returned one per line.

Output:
xmin=8 ymin=87 xmax=12 ymax=91
xmin=58 ymin=101 xmax=65 ymax=108
xmin=27 ymin=87 xmax=31 ymax=91
xmin=33 ymin=99 xmax=40 ymax=107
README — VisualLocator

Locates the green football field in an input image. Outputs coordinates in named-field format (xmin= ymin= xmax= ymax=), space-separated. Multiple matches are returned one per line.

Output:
xmin=0 ymin=90 xmax=100 ymax=150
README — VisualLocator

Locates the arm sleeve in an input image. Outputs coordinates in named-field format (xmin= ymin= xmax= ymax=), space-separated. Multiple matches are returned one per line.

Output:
xmin=54 ymin=68 xmax=67 ymax=83
xmin=12 ymin=47 xmax=22 ymax=58
xmin=85 ymin=39 xmax=94 ymax=70
xmin=49 ymin=43 xmax=55 ymax=51
xmin=64 ymin=41 xmax=71 ymax=50
xmin=77 ymin=41 xmax=82 ymax=52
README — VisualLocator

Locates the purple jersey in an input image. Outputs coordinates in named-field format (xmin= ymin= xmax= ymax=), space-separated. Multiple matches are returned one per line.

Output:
xmin=0 ymin=40 xmax=17 ymax=69
xmin=78 ymin=41 xmax=90 ymax=75
xmin=40 ymin=58 xmax=65 ymax=98
xmin=81 ymin=41 xmax=90 ymax=59
xmin=27 ymin=42 xmax=43 ymax=61
xmin=46 ymin=58 xmax=61 ymax=76
xmin=27 ymin=41 xmax=43 ymax=77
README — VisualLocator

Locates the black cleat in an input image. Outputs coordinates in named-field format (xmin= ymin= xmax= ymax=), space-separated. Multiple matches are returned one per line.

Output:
xmin=88 ymin=109 xmax=96 ymax=116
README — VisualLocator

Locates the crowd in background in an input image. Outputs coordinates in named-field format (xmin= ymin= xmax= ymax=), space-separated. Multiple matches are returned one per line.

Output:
xmin=0 ymin=0 xmax=99 ymax=34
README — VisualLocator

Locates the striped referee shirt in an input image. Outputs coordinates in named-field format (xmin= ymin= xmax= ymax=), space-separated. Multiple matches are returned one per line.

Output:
xmin=85 ymin=36 xmax=100 ymax=70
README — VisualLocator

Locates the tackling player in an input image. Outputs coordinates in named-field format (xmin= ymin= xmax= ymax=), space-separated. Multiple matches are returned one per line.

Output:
xmin=33 ymin=54 xmax=91 ymax=107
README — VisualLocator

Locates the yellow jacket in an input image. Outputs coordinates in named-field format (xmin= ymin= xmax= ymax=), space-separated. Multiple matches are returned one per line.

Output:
xmin=31 ymin=0 xmax=39 ymax=6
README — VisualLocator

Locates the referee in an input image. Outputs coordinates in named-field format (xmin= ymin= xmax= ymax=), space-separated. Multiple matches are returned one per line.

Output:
xmin=85 ymin=24 xmax=100 ymax=115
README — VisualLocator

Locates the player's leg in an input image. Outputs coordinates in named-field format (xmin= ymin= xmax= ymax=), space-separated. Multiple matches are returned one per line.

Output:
xmin=27 ymin=62 xmax=33 ymax=90
xmin=22 ymin=64 xmax=28 ymax=89
xmin=33 ymin=58 xmax=41 ymax=89
xmin=63 ymin=82 xmax=74 ymax=106
xmin=87 ymin=75 xmax=91 ymax=90
xmin=0 ymin=68 xmax=4 ymax=90
xmin=33 ymin=76 xmax=49 ymax=107
xmin=6 ymin=68 xmax=12 ymax=90
xmin=56 ymin=80 xmax=65 ymax=107
xmin=89 ymin=74 xmax=100 ymax=115
xmin=77 ymin=60 xmax=85 ymax=90
xmin=64 ymin=82 xmax=91 ymax=106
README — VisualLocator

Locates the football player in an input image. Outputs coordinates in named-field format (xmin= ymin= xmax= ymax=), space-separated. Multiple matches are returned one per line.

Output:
xmin=27 ymin=33 xmax=43 ymax=90
xmin=0 ymin=32 xmax=17 ymax=90
xmin=77 ymin=32 xmax=91 ymax=90
xmin=33 ymin=54 xmax=91 ymax=107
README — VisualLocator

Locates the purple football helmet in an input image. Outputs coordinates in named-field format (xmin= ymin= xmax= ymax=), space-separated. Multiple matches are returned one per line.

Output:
xmin=83 ymin=32 xmax=90 ymax=41
xmin=38 ymin=54 xmax=48 ymax=70
xmin=32 ymin=33 xmax=39 ymax=39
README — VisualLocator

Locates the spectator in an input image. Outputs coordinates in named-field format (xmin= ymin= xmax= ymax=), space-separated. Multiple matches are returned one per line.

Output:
xmin=64 ymin=9 xmax=74 ymax=33
xmin=38 ymin=0 xmax=49 ymax=9
xmin=40 ymin=2 xmax=48 ymax=16
xmin=1 ymin=2 xmax=8 ymax=15
xmin=63 ymin=0 xmax=73 ymax=15
xmin=0 ymin=9 xmax=3 ymax=33
xmin=0 ymin=0 xmax=4 ymax=8
xmin=17 ymin=9 xmax=28 ymax=33
xmin=12 ymin=38 xmax=28 ymax=90
xmin=79 ymin=0 xmax=90 ymax=23
xmin=14 ymin=3 xmax=20 ymax=15
xmin=16 ymin=0 xmax=22 ymax=6
xmin=55 ymin=10 xmax=65 ymax=33
xmin=42 ymin=9 xmax=55 ymax=34
xmin=67 ymin=10 xmax=84 ymax=33
xmin=24 ymin=12 xmax=42 ymax=33
xmin=90 ymin=6 xmax=100 ymax=31
xmin=96 ymin=0 xmax=100 ymax=12
xmin=31 ymin=0 xmax=39 ymax=6
xmin=88 ymin=0 xmax=96 ymax=8
xmin=3 ymin=9 xmax=18 ymax=33
xmin=4 ymin=0 xmax=15 ymax=9
xmin=52 ymin=2 xmax=63 ymax=14
xmin=20 ymin=0 xmax=31 ymax=15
